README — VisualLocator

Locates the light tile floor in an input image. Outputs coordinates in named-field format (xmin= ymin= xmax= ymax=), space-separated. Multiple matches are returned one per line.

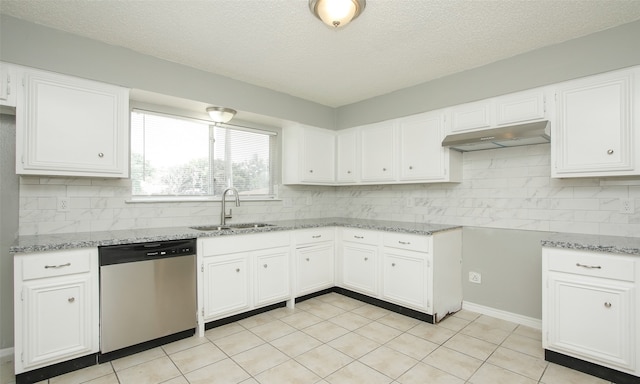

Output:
xmin=1 ymin=293 xmax=615 ymax=384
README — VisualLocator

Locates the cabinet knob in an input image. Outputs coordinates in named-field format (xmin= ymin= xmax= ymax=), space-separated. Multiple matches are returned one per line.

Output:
xmin=236 ymin=268 xmax=240 ymax=273
xmin=263 ymin=264 xmax=268 ymax=268
xmin=68 ymin=297 xmax=75 ymax=303
xmin=347 ymin=170 xmax=352 ymax=174
xmin=409 ymin=166 xmax=413 ymax=170
xmin=98 ymin=152 xmax=104 ymax=158
xmin=604 ymin=302 xmax=612 ymax=308
xmin=607 ymin=149 xmax=614 ymax=155
xmin=309 ymin=169 xmax=313 ymax=173
xmin=306 ymin=258 xmax=310 ymax=261
xmin=382 ymin=168 xmax=387 ymax=171
xmin=364 ymin=257 xmax=368 ymax=261
xmin=391 ymin=263 xmax=396 ymax=267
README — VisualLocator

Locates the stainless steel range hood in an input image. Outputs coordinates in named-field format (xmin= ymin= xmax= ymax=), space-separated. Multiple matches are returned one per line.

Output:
xmin=442 ymin=121 xmax=550 ymax=152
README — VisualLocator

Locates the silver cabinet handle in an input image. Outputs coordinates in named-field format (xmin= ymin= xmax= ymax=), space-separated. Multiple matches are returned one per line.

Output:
xmin=347 ymin=170 xmax=352 ymax=174
xmin=312 ymin=235 xmax=322 ymax=239
xmin=45 ymin=263 xmax=71 ymax=269
xmin=607 ymin=149 xmax=614 ymax=155
xmin=364 ymin=257 xmax=368 ymax=261
xmin=576 ymin=263 xmax=601 ymax=269
xmin=604 ymin=302 xmax=612 ymax=308
xmin=409 ymin=166 xmax=413 ymax=170
xmin=309 ymin=169 xmax=313 ymax=173
xmin=68 ymin=297 xmax=75 ymax=303
xmin=354 ymin=235 xmax=364 ymax=239
xmin=306 ymin=258 xmax=310 ymax=261
xmin=382 ymin=168 xmax=387 ymax=171
xmin=98 ymin=152 xmax=104 ymax=158
xmin=391 ymin=263 xmax=396 ymax=267
xmin=263 ymin=264 xmax=268 ymax=268
xmin=398 ymin=241 xmax=411 ymax=245
xmin=235 ymin=268 xmax=240 ymax=273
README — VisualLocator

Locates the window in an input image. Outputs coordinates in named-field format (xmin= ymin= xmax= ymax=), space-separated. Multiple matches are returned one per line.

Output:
xmin=131 ymin=110 xmax=275 ymax=199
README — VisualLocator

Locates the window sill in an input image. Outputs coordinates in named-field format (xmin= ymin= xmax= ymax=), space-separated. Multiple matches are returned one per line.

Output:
xmin=126 ymin=196 xmax=280 ymax=204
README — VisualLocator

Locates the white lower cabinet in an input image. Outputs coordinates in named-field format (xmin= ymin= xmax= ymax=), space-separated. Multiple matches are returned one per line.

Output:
xmin=202 ymin=253 xmax=250 ymax=320
xmin=382 ymin=249 xmax=427 ymax=311
xmin=543 ymin=247 xmax=639 ymax=377
xmin=14 ymin=248 xmax=99 ymax=374
xmin=254 ymin=247 xmax=290 ymax=307
xmin=295 ymin=228 xmax=335 ymax=297
xmin=340 ymin=229 xmax=380 ymax=297
xmin=198 ymin=232 xmax=291 ymax=327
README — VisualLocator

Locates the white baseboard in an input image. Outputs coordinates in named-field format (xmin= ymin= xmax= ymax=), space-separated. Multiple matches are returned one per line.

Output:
xmin=462 ymin=301 xmax=542 ymax=330
xmin=0 ymin=347 xmax=14 ymax=359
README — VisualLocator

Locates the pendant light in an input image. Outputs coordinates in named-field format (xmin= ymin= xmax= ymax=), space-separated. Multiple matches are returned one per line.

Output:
xmin=309 ymin=0 xmax=366 ymax=29
xmin=206 ymin=107 xmax=237 ymax=124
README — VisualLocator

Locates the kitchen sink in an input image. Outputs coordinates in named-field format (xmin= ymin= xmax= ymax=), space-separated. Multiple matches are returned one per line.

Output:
xmin=190 ymin=223 xmax=275 ymax=231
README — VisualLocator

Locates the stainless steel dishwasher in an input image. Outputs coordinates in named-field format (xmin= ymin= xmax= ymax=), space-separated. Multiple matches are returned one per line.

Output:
xmin=98 ymin=238 xmax=197 ymax=360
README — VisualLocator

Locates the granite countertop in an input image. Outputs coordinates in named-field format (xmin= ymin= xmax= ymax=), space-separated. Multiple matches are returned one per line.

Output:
xmin=542 ymin=232 xmax=640 ymax=256
xmin=10 ymin=218 xmax=462 ymax=254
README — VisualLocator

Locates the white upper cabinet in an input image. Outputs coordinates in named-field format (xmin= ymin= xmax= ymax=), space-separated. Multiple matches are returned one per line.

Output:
xmin=450 ymin=99 xmax=493 ymax=133
xmin=360 ymin=121 xmax=396 ymax=182
xmin=0 ymin=62 xmax=20 ymax=107
xmin=449 ymin=89 xmax=548 ymax=133
xmin=336 ymin=128 xmax=358 ymax=183
xmin=552 ymin=66 xmax=640 ymax=178
xmin=398 ymin=111 xmax=461 ymax=182
xmin=282 ymin=124 xmax=336 ymax=184
xmin=16 ymin=68 xmax=130 ymax=178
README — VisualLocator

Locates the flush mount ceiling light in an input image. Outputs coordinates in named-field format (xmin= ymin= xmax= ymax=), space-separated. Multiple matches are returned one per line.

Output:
xmin=309 ymin=0 xmax=366 ymax=29
xmin=206 ymin=107 xmax=236 ymax=123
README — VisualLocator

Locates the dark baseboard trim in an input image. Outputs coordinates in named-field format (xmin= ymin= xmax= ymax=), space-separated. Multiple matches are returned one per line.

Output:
xmin=98 ymin=329 xmax=195 ymax=363
xmin=332 ymin=287 xmax=435 ymax=323
xmin=545 ymin=349 xmax=639 ymax=384
xmin=16 ymin=353 xmax=98 ymax=384
xmin=295 ymin=288 xmax=335 ymax=303
xmin=204 ymin=301 xmax=287 ymax=330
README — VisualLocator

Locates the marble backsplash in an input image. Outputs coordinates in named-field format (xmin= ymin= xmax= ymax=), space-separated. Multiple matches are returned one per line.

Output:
xmin=18 ymin=144 xmax=640 ymax=237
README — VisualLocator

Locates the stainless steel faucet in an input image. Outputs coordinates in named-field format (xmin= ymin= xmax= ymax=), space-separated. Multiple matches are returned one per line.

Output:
xmin=220 ymin=187 xmax=240 ymax=225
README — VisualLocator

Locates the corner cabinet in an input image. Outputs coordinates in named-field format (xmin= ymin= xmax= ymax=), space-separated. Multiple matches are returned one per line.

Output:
xmin=552 ymin=66 xmax=640 ymax=178
xmin=282 ymin=124 xmax=335 ymax=185
xmin=14 ymin=248 xmax=99 ymax=375
xmin=542 ymin=247 xmax=639 ymax=379
xmin=16 ymin=68 xmax=130 ymax=178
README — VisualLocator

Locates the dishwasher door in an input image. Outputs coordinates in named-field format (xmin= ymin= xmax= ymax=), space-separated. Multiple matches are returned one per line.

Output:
xmin=100 ymin=254 xmax=196 ymax=354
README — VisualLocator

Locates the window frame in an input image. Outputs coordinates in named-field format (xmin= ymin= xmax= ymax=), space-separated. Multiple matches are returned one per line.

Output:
xmin=129 ymin=107 xmax=279 ymax=202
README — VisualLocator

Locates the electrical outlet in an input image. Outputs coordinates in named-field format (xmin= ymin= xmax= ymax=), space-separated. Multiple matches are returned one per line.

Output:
xmin=620 ymin=198 xmax=635 ymax=214
xmin=469 ymin=271 xmax=482 ymax=284
xmin=57 ymin=197 xmax=70 ymax=212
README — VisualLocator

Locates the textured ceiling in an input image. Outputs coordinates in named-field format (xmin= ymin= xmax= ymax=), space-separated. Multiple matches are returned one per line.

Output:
xmin=2 ymin=0 xmax=640 ymax=107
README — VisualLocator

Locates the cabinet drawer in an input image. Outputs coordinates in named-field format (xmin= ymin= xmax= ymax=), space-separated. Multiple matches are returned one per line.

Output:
xmin=21 ymin=249 xmax=93 ymax=280
xmin=201 ymin=232 xmax=290 ymax=256
xmin=295 ymin=228 xmax=335 ymax=245
xmin=546 ymin=249 xmax=635 ymax=282
xmin=341 ymin=228 xmax=380 ymax=245
xmin=383 ymin=232 xmax=430 ymax=252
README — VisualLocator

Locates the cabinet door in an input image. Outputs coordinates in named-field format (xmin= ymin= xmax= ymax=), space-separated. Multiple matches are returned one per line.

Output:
xmin=382 ymin=249 xmax=426 ymax=310
xmin=398 ymin=112 xmax=448 ymax=181
xmin=0 ymin=62 xmax=18 ymax=107
xmin=254 ymin=247 xmax=290 ymax=307
xmin=341 ymin=242 xmax=378 ymax=296
xmin=546 ymin=273 xmax=635 ymax=371
xmin=495 ymin=89 xmax=546 ymax=126
xmin=296 ymin=242 xmax=335 ymax=296
xmin=302 ymin=128 xmax=335 ymax=182
xmin=450 ymin=100 xmax=493 ymax=133
xmin=17 ymin=69 xmax=129 ymax=177
xmin=336 ymin=128 xmax=358 ymax=183
xmin=553 ymin=69 xmax=638 ymax=177
xmin=360 ymin=122 xmax=395 ymax=182
xmin=21 ymin=275 xmax=94 ymax=370
xmin=203 ymin=254 xmax=250 ymax=320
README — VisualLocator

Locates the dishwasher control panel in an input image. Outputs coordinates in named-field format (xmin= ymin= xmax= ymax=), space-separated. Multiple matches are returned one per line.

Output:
xmin=99 ymin=238 xmax=196 ymax=266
